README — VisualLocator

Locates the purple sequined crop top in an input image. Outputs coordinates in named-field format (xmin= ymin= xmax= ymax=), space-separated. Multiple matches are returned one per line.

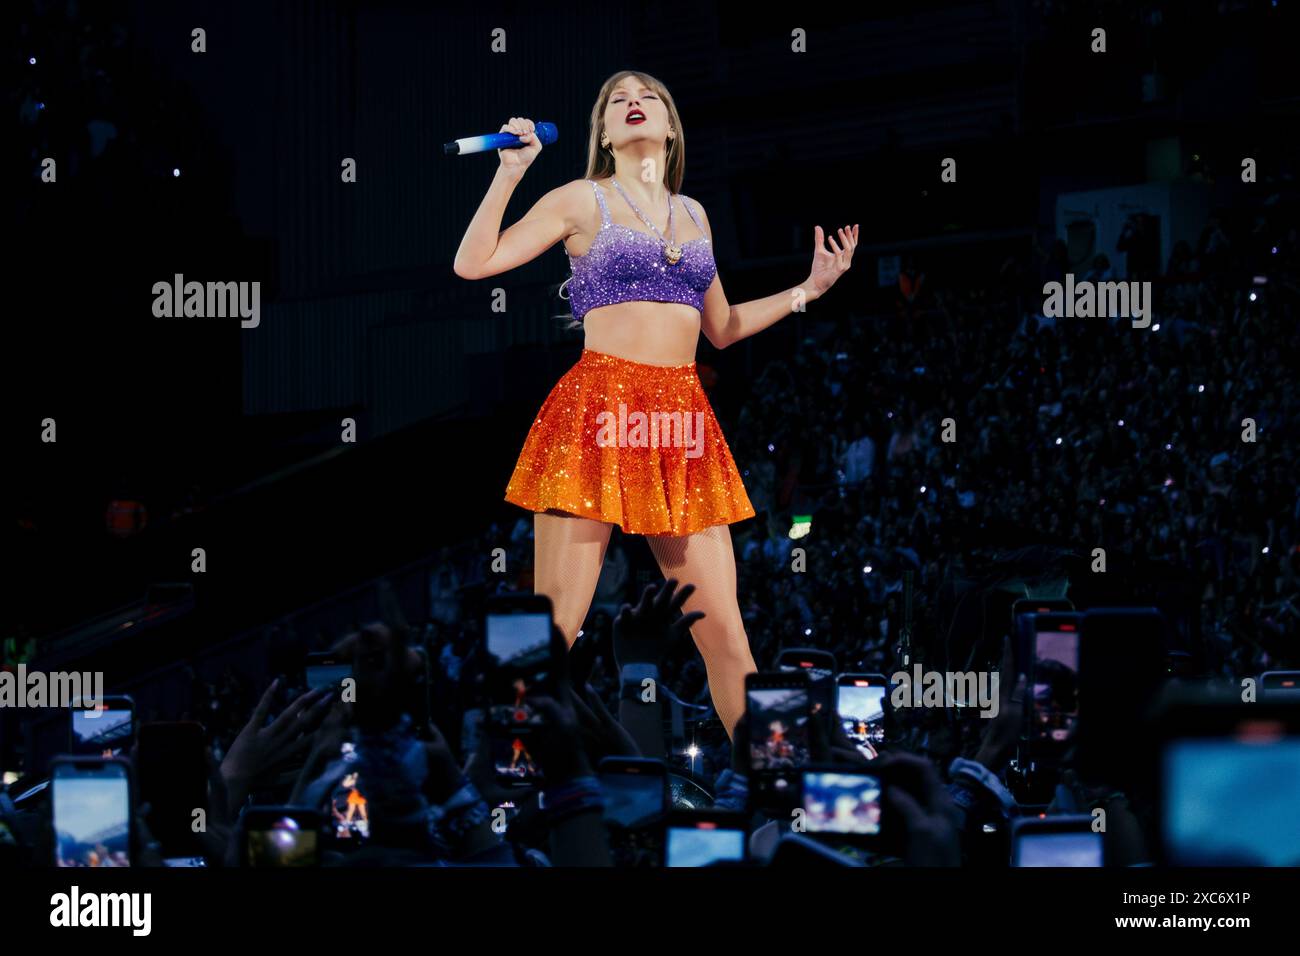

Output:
xmin=561 ymin=179 xmax=717 ymax=322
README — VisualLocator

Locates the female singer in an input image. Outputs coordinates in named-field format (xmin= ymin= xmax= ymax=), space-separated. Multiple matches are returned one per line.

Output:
xmin=454 ymin=70 xmax=856 ymax=737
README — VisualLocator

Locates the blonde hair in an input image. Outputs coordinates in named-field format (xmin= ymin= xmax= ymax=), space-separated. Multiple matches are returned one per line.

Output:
xmin=556 ymin=70 xmax=687 ymax=327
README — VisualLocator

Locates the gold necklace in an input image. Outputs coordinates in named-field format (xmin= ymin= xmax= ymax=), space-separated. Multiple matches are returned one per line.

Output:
xmin=610 ymin=178 xmax=681 ymax=265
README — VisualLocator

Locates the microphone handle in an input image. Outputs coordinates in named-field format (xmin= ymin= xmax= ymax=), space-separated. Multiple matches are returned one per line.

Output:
xmin=444 ymin=122 xmax=557 ymax=155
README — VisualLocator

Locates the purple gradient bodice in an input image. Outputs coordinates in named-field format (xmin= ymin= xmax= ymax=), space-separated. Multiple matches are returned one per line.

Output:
xmin=562 ymin=179 xmax=717 ymax=322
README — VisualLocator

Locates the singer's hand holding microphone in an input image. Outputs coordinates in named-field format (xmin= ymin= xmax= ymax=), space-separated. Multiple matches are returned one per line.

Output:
xmin=443 ymin=117 xmax=557 ymax=177
xmin=498 ymin=117 xmax=542 ymax=175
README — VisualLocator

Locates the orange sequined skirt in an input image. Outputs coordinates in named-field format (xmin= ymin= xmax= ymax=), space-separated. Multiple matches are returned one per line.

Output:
xmin=505 ymin=349 xmax=756 ymax=536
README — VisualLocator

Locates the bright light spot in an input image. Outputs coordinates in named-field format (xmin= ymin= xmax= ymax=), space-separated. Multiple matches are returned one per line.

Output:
xmin=919 ymin=485 xmax=926 ymax=494
xmin=1152 ymin=323 xmax=1160 ymax=331
xmin=804 ymin=628 xmax=813 ymax=636
xmin=1263 ymin=546 xmax=1270 ymax=554
xmin=1198 ymin=385 xmax=1205 ymax=393
xmin=1118 ymin=420 xmax=1124 ymax=427
xmin=173 ymin=168 xmax=181 ymax=177
xmin=29 ymin=57 xmax=36 ymax=65
xmin=1055 ymin=437 xmax=1062 ymax=445
xmin=863 ymin=565 xmax=873 ymax=574
xmin=1249 ymin=291 xmax=1257 ymax=302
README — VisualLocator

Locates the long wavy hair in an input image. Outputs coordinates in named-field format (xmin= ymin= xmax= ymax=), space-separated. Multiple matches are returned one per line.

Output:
xmin=556 ymin=70 xmax=687 ymax=327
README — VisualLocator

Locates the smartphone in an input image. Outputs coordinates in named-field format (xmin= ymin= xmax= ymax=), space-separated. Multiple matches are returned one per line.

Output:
xmin=1011 ymin=815 xmax=1103 ymax=867
xmin=776 ymin=648 xmax=837 ymax=717
xmin=1158 ymin=699 xmax=1300 ymax=866
xmin=243 ymin=806 xmax=322 ymax=867
xmin=51 ymin=756 xmax=133 ymax=867
xmin=136 ymin=721 xmax=207 ymax=859
xmin=483 ymin=595 xmax=560 ymax=786
xmin=1077 ymin=607 xmax=1167 ymax=785
xmin=68 ymin=695 xmax=134 ymax=758
xmin=1260 ymin=671 xmax=1300 ymax=702
xmin=746 ymin=671 xmax=813 ymax=809
xmin=1025 ymin=613 xmax=1081 ymax=744
xmin=600 ymin=757 xmax=668 ymax=867
xmin=1011 ymin=599 xmax=1073 ymax=677
xmin=800 ymin=768 xmax=883 ymax=841
xmin=304 ymin=652 xmax=352 ymax=692
xmin=664 ymin=811 xmax=747 ymax=867
xmin=598 ymin=757 xmax=668 ymax=829
xmin=326 ymin=758 xmax=371 ymax=847
xmin=836 ymin=673 xmax=889 ymax=758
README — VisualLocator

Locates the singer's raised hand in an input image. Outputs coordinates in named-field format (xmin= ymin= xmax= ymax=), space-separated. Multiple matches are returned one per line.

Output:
xmin=807 ymin=223 xmax=859 ymax=296
xmin=498 ymin=116 xmax=542 ymax=175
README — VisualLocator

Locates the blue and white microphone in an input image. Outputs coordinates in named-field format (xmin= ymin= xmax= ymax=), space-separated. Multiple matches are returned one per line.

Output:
xmin=444 ymin=122 xmax=558 ymax=155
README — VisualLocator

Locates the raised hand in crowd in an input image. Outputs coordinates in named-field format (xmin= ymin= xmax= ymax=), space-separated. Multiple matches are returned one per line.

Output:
xmin=219 ymin=679 xmax=333 ymax=809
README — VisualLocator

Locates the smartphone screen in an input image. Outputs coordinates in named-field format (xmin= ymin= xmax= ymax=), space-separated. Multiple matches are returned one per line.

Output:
xmin=665 ymin=820 xmax=746 ymax=867
xmin=486 ymin=611 xmax=552 ymax=662
xmin=1012 ymin=603 xmax=1072 ymax=682
xmin=1031 ymin=625 xmax=1079 ymax=742
xmin=52 ymin=759 xmax=131 ymax=867
xmin=485 ymin=605 xmax=555 ymax=785
xmin=802 ymin=770 xmax=882 ymax=836
xmin=1163 ymin=735 xmax=1300 ymax=866
xmin=328 ymin=746 xmax=371 ymax=845
xmin=305 ymin=660 xmax=352 ymax=692
xmin=491 ymin=731 xmax=543 ymax=785
xmin=600 ymin=768 xmax=668 ymax=829
xmin=245 ymin=810 xmax=320 ymax=867
xmin=747 ymin=683 xmax=813 ymax=772
xmin=70 ymin=704 xmax=134 ymax=758
xmin=777 ymin=649 xmax=836 ymax=716
xmin=1014 ymin=829 xmax=1102 ymax=867
xmin=485 ymin=610 xmax=553 ymax=721
xmin=837 ymin=676 xmax=887 ymax=757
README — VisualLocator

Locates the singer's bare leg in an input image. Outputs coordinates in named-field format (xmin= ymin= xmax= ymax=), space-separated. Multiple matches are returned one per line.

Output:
xmin=534 ymin=510 xmax=612 ymax=646
xmin=645 ymin=524 xmax=755 ymax=740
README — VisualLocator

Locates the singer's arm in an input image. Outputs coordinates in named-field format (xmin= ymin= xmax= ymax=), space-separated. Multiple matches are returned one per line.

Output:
xmin=696 ymin=199 xmax=820 ymax=350
xmin=700 ymin=280 xmax=822 ymax=350
xmin=453 ymin=171 xmax=582 ymax=280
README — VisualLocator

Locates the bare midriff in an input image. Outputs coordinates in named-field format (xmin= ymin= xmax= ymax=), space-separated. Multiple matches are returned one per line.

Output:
xmin=579 ymin=301 xmax=702 ymax=366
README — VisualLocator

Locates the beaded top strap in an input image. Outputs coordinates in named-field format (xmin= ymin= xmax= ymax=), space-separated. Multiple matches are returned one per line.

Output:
xmin=587 ymin=179 xmax=611 ymax=226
